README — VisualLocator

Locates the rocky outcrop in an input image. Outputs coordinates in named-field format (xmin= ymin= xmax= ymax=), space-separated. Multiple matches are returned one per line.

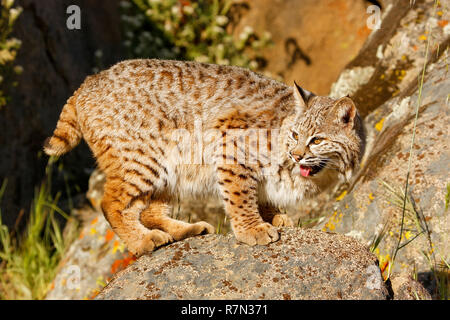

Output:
xmin=96 ymin=228 xmax=391 ymax=300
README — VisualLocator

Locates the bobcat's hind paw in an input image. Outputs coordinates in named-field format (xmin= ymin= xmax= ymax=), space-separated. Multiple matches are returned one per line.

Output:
xmin=127 ymin=229 xmax=173 ymax=257
xmin=234 ymin=222 xmax=279 ymax=246
xmin=272 ymin=214 xmax=294 ymax=227
xmin=168 ymin=220 xmax=215 ymax=241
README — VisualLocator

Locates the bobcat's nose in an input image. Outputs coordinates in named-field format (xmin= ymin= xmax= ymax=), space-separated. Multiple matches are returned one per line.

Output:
xmin=290 ymin=152 xmax=303 ymax=162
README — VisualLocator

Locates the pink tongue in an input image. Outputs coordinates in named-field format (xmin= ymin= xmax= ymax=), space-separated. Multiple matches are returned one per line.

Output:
xmin=300 ymin=165 xmax=311 ymax=177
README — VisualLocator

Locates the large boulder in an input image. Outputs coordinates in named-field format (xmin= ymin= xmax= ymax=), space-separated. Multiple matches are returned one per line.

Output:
xmin=96 ymin=228 xmax=391 ymax=300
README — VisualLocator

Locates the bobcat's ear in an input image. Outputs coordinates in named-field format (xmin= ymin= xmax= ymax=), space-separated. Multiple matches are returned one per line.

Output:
xmin=293 ymin=81 xmax=315 ymax=112
xmin=333 ymin=96 xmax=357 ymax=127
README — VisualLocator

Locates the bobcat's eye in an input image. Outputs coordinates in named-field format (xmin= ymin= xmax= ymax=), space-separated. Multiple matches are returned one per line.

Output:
xmin=311 ymin=137 xmax=323 ymax=145
xmin=291 ymin=131 xmax=299 ymax=140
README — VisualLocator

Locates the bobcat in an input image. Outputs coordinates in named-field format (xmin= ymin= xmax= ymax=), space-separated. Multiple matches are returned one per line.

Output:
xmin=44 ymin=59 xmax=365 ymax=256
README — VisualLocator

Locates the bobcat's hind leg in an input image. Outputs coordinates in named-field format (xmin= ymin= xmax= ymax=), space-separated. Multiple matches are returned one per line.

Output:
xmin=101 ymin=178 xmax=173 ymax=257
xmin=140 ymin=198 xmax=215 ymax=241
xmin=259 ymin=203 xmax=294 ymax=227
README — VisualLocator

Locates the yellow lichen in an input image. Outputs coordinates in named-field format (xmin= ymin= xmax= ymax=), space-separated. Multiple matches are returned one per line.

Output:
xmin=112 ymin=240 xmax=125 ymax=254
xmin=336 ymin=190 xmax=347 ymax=201
xmin=404 ymin=230 xmax=412 ymax=240
xmin=375 ymin=118 xmax=385 ymax=131
xmin=322 ymin=211 xmax=344 ymax=232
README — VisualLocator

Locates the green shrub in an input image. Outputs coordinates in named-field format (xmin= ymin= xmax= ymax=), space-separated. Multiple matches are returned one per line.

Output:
xmin=120 ymin=0 xmax=271 ymax=70
xmin=0 ymin=0 xmax=22 ymax=109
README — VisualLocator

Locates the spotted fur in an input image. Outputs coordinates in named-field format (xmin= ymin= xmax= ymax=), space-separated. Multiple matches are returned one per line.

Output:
xmin=44 ymin=59 xmax=365 ymax=256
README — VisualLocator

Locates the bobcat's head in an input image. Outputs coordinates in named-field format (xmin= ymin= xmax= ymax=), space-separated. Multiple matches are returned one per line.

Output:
xmin=284 ymin=82 xmax=365 ymax=183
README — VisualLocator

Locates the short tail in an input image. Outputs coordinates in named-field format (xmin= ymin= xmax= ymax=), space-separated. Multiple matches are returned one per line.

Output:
xmin=44 ymin=96 xmax=82 ymax=156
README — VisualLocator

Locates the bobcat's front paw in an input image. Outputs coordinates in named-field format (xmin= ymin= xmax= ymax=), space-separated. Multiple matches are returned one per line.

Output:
xmin=272 ymin=214 xmax=294 ymax=227
xmin=234 ymin=222 xmax=279 ymax=246
xmin=127 ymin=229 xmax=173 ymax=257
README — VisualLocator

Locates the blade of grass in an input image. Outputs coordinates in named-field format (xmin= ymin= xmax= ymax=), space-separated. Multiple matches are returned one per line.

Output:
xmin=390 ymin=16 xmax=432 ymax=274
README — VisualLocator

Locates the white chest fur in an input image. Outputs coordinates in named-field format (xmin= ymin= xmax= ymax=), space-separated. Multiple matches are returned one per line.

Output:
xmin=260 ymin=169 xmax=308 ymax=208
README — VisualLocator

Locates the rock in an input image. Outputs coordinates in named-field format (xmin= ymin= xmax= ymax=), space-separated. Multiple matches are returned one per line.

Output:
xmin=44 ymin=165 xmax=229 ymax=300
xmin=233 ymin=0 xmax=371 ymax=95
xmin=45 ymin=208 xmax=134 ymax=300
xmin=86 ymin=168 xmax=107 ymax=213
xmin=330 ymin=0 xmax=450 ymax=116
xmin=96 ymin=228 xmax=391 ymax=300
xmin=391 ymin=274 xmax=432 ymax=300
